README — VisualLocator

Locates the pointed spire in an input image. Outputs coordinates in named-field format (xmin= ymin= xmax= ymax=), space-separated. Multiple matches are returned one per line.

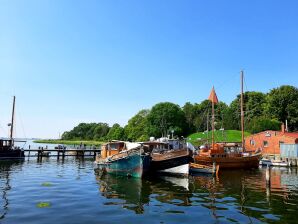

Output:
xmin=208 ymin=86 xmax=219 ymax=104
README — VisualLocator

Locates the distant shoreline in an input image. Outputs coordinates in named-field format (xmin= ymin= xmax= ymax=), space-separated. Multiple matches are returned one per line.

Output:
xmin=33 ymin=139 xmax=103 ymax=146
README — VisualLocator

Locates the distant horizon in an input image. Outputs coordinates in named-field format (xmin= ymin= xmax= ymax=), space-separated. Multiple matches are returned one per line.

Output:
xmin=1 ymin=0 xmax=297 ymax=138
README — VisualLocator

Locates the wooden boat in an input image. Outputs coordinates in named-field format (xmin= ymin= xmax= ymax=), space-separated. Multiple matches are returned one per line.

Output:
xmin=189 ymin=162 xmax=219 ymax=175
xmin=0 ymin=96 xmax=25 ymax=160
xmin=193 ymin=71 xmax=262 ymax=169
xmin=94 ymin=141 xmax=150 ymax=178
xmin=143 ymin=138 xmax=192 ymax=176
xmin=194 ymin=144 xmax=261 ymax=169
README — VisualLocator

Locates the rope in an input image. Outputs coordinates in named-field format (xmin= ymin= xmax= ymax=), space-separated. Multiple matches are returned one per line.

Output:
xmin=17 ymin=107 xmax=27 ymax=139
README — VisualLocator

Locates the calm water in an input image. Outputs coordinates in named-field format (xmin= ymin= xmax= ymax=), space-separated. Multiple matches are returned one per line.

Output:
xmin=1 ymin=145 xmax=298 ymax=223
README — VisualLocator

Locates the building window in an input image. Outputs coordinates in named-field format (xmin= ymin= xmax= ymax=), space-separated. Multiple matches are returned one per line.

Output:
xmin=263 ymin=141 xmax=269 ymax=147
xmin=250 ymin=140 xmax=255 ymax=146
xmin=279 ymin=141 xmax=284 ymax=146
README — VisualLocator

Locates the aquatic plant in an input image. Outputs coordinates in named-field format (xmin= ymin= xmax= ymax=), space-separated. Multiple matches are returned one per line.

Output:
xmin=41 ymin=182 xmax=53 ymax=187
xmin=37 ymin=202 xmax=51 ymax=208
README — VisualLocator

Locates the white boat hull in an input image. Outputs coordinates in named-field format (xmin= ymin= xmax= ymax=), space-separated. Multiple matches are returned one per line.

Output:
xmin=260 ymin=159 xmax=289 ymax=167
xmin=157 ymin=164 xmax=189 ymax=176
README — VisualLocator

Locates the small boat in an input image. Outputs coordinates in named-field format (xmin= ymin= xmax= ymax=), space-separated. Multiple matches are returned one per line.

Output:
xmin=259 ymin=158 xmax=289 ymax=167
xmin=0 ymin=139 xmax=25 ymax=159
xmin=143 ymin=138 xmax=192 ymax=176
xmin=0 ymin=96 xmax=25 ymax=160
xmin=189 ymin=162 xmax=218 ymax=175
xmin=94 ymin=141 xmax=150 ymax=178
xmin=55 ymin=145 xmax=66 ymax=150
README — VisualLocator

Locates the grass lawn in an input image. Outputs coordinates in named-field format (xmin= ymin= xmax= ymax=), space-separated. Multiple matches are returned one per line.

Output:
xmin=33 ymin=139 xmax=104 ymax=146
xmin=187 ymin=130 xmax=251 ymax=146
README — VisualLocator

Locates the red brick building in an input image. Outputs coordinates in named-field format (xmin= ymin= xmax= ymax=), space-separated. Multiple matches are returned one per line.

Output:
xmin=245 ymin=125 xmax=298 ymax=155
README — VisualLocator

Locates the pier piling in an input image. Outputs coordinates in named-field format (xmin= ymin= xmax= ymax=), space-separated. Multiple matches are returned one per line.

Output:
xmin=266 ymin=165 xmax=271 ymax=185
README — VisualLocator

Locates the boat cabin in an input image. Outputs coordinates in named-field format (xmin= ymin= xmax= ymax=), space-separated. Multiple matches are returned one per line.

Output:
xmin=143 ymin=139 xmax=187 ymax=153
xmin=199 ymin=143 xmax=243 ymax=158
xmin=100 ymin=141 xmax=126 ymax=159
xmin=0 ymin=139 xmax=13 ymax=151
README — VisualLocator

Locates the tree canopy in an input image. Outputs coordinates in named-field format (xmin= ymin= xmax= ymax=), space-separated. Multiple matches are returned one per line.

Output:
xmin=124 ymin=109 xmax=149 ymax=141
xmin=61 ymin=85 xmax=298 ymax=141
xmin=147 ymin=102 xmax=187 ymax=138
xmin=266 ymin=85 xmax=298 ymax=131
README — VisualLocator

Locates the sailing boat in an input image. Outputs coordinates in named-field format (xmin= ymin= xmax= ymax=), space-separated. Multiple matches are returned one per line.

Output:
xmin=193 ymin=71 xmax=262 ymax=169
xmin=0 ymin=96 xmax=25 ymax=160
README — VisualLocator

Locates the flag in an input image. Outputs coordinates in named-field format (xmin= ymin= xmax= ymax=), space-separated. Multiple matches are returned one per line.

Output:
xmin=208 ymin=86 xmax=219 ymax=104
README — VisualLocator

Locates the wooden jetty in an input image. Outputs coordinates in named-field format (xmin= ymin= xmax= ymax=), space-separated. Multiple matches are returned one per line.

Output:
xmin=24 ymin=148 xmax=101 ymax=159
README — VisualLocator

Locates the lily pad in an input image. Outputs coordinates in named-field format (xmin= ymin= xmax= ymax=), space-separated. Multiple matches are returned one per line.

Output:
xmin=37 ymin=202 xmax=51 ymax=208
xmin=41 ymin=182 xmax=53 ymax=187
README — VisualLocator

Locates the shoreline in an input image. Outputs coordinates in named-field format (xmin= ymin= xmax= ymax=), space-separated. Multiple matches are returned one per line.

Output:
xmin=33 ymin=139 xmax=103 ymax=146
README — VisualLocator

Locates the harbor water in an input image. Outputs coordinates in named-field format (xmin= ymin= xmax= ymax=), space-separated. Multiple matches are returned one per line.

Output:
xmin=0 ymin=142 xmax=298 ymax=223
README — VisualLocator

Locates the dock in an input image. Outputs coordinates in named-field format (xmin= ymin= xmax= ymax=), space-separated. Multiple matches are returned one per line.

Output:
xmin=24 ymin=148 xmax=101 ymax=159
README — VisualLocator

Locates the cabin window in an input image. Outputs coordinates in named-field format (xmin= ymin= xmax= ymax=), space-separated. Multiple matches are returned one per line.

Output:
xmin=250 ymin=140 xmax=255 ymax=146
xmin=263 ymin=141 xmax=269 ymax=147
xmin=110 ymin=144 xmax=119 ymax=150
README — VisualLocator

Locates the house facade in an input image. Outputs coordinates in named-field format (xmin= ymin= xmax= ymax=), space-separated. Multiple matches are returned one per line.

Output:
xmin=245 ymin=125 xmax=298 ymax=155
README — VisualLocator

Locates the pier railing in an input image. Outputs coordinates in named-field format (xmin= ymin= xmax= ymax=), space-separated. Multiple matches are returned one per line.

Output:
xmin=24 ymin=148 xmax=101 ymax=159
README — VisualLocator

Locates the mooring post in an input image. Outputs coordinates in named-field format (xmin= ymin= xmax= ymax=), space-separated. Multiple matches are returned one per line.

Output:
xmin=38 ymin=149 xmax=42 ymax=162
xmin=266 ymin=164 xmax=271 ymax=186
xmin=212 ymin=162 xmax=216 ymax=175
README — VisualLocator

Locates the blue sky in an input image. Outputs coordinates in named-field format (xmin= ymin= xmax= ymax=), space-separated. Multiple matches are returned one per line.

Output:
xmin=0 ymin=0 xmax=297 ymax=138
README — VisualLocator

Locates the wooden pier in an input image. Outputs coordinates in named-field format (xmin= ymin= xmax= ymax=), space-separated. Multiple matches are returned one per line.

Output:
xmin=24 ymin=148 xmax=101 ymax=160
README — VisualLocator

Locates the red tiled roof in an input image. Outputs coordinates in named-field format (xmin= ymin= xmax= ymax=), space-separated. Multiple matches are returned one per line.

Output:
xmin=283 ymin=132 xmax=298 ymax=139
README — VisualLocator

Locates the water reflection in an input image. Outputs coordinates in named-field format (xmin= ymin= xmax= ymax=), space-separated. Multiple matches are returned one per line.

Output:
xmin=95 ymin=167 xmax=298 ymax=223
xmin=0 ymin=161 xmax=24 ymax=220
xmin=96 ymin=173 xmax=149 ymax=213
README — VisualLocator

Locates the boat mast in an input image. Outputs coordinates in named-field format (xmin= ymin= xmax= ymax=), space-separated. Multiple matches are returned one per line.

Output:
xmin=207 ymin=110 xmax=209 ymax=144
xmin=212 ymin=93 xmax=215 ymax=149
xmin=240 ymin=71 xmax=245 ymax=151
xmin=10 ymin=96 xmax=16 ymax=140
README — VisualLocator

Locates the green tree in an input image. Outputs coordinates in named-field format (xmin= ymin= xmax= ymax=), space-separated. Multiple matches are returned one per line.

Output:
xmin=266 ymin=85 xmax=298 ymax=131
xmin=93 ymin=123 xmax=110 ymax=140
xmin=229 ymin=91 xmax=267 ymax=130
xmin=246 ymin=117 xmax=281 ymax=134
xmin=69 ymin=123 xmax=96 ymax=140
xmin=193 ymin=100 xmax=210 ymax=132
xmin=182 ymin=102 xmax=196 ymax=133
xmin=106 ymin=123 xmax=125 ymax=140
xmin=124 ymin=109 xmax=150 ymax=141
xmin=147 ymin=102 xmax=187 ymax=137
xmin=191 ymin=100 xmax=229 ymax=132
xmin=61 ymin=122 xmax=110 ymax=140
xmin=61 ymin=131 xmax=72 ymax=140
